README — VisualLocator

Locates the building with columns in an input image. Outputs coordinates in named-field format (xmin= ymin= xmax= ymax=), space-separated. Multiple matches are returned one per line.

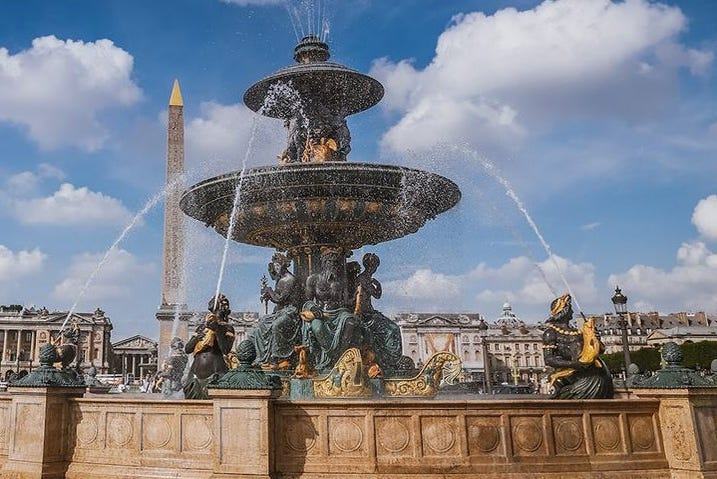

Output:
xmin=395 ymin=304 xmax=547 ymax=388
xmin=0 ymin=305 xmax=113 ymax=379
xmin=111 ymin=335 xmax=158 ymax=382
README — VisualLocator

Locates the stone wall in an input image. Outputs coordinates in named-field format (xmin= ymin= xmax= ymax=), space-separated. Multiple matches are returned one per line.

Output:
xmin=3 ymin=388 xmax=717 ymax=478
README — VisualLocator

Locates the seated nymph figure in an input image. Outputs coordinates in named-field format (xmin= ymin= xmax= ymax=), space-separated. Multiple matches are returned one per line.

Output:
xmin=184 ymin=294 xmax=235 ymax=399
xmin=250 ymin=252 xmax=302 ymax=370
xmin=542 ymin=294 xmax=614 ymax=399
xmin=354 ymin=253 xmax=403 ymax=372
xmin=300 ymin=247 xmax=361 ymax=372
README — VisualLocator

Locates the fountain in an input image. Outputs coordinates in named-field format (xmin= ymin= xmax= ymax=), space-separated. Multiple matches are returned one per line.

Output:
xmin=180 ymin=35 xmax=462 ymax=398
xmin=1 ymin=31 xmax=713 ymax=479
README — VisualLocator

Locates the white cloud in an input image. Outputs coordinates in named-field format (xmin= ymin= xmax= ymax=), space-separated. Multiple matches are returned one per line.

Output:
xmin=371 ymin=0 xmax=713 ymax=154
xmin=13 ymin=183 xmax=133 ymax=226
xmin=183 ymin=101 xmax=284 ymax=179
xmin=5 ymin=163 xmax=66 ymax=196
xmin=0 ymin=245 xmax=46 ymax=281
xmin=609 ymin=241 xmax=717 ymax=312
xmin=580 ymin=222 xmax=602 ymax=231
xmin=692 ymin=195 xmax=717 ymax=240
xmin=0 ymin=35 xmax=141 ymax=151
xmin=52 ymin=249 xmax=154 ymax=302
xmin=384 ymin=254 xmax=598 ymax=321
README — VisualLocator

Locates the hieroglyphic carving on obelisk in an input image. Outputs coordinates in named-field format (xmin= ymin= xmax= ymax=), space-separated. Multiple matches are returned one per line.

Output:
xmin=161 ymin=79 xmax=185 ymax=307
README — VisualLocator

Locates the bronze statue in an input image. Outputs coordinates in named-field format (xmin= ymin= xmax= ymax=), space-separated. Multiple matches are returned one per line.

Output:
xmin=249 ymin=253 xmax=302 ymax=370
xmin=542 ymin=294 xmax=614 ymax=399
xmin=158 ymin=337 xmax=188 ymax=397
xmin=184 ymin=294 xmax=236 ymax=399
xmin=300 ymin=247 xmax=361 ymax=372
xmin=353 ymin=253 xmax=403 ymax=372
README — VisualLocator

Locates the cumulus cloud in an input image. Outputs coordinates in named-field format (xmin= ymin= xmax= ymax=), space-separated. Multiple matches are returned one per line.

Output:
xmin=371 ymin=0 xmax=713 ymax=155
xmin=0 ymin=35 xmax=141 ymax=151
xmin=384 ymin=254 xmax=599 ymax=321
xmin=52 ymin=249 xmax=154 ymax=302
xmin=692 ymin=195 xmax=717 ymax=240
xmin=609 ymin=241 xmax=717 ymax=312
xmin=0 ymin=245 xmax=46 ymax=281
xmin=183 ymin=101 xmax=284 ymax=179
xmin=11 ymin=183 xmax=133 ymax=226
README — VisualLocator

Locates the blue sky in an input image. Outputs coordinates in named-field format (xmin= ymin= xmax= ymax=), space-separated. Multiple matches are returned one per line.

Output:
xmin=1 ymin=0 xmax=716 ymax=340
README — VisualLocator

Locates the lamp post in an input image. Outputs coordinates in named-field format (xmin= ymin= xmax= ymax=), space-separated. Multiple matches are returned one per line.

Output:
xmin=611 ymin=286 xmax=632 ymax=373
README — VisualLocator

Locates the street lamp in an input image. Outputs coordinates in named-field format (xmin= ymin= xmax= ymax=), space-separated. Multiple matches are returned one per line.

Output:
xmin=611 ymin=286 xmax=632 ymax=373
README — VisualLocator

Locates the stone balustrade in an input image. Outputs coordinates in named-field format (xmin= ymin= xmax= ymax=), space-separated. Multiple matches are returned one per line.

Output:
xmin=1 ymin=387 xmax=716 ymax=478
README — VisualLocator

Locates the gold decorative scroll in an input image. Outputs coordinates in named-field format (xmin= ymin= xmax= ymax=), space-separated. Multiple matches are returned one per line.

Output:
xmin=384 ymin=351 xmax=462 ymax=398
xmin=313 ymin=348 xmax=371 ymax=398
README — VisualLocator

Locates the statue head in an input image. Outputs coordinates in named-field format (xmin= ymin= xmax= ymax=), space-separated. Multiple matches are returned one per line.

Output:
xmin=319 ymin=246 xmax=344 ymax=272
xmin=208 ymin=293 xmax=231 ymax=319
xmin=346 ymin=261 xmax=361 ymax=279
xmin=170 ymin=336 xmax=184 ymax=353
xmin=362 ymin=253 xmax=380 ymax=273
xmin=548 ymin=294 xmax=572 ymax=323
xmin=270 ymin=252 xmax=291 ymax=276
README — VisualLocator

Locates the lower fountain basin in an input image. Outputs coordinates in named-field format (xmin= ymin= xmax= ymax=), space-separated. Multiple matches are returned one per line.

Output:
xmin=180 ymin=162 xmax=461 ymax=252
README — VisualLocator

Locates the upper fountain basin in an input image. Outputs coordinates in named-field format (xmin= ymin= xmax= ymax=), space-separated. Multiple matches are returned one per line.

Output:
xmin=180 ymin=162 xmax=461 ymax=252
xmin=243 ymin=61 xmax=384 ymax=118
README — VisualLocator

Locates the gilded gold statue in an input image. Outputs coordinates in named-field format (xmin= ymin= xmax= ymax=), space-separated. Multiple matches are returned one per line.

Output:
xmin=542 ymin=294 xmax=614 ymax=399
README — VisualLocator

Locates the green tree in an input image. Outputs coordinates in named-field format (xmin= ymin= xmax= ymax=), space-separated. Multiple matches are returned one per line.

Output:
xmin=601 ymin=347 xmax=661 ymax=372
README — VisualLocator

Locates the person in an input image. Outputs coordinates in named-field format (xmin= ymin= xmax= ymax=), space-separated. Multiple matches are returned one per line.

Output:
xmin=250 ymin=253 xmax=302 ymax=370
xmin=184 ymin=294 xmax=236 ymax=399
xmin=353 ymin=253 xmax=402 ymax=372
xmin=301 ymin=247 xmax=361 ymax=372
xmin=542 ymin=294 xmax=614 ymax=399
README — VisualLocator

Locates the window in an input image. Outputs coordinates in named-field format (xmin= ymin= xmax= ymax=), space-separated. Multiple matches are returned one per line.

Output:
xmin=409 ymin=335 xmax=417 ymax=344
xmin=24 ymin=331 xmax=32 ymax=342
xmin=524 ymin=344 xmax=530 ymax=351
xmin=495 ymin=344 xmax=500 ymax=351
xmin=462 ymin=335 xmax=470 ymax=344
xmin=533 ymin=343 xmax=538 ymax=351
xmin=94 ymin=348 xmax=100 ymax=360
xmin=526 ymin=357 xmax=531 ymax=367
xmin=473 ymin=335 xmax=480 ymax=343
xmin=474 ymin=350 xmax=480 ymax=361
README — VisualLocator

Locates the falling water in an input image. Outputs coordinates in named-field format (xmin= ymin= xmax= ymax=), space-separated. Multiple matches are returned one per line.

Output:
xmin=213 ymin=82 xmax=306 ymax=309
xmin=457 ymin=147 xmax=581 ymax=311
xmin=61 ymin=177 xmax=184 ymax=333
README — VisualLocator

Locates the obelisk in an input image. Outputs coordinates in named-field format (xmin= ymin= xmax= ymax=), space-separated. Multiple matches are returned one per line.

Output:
xmin=157 ymin=79 xmax=188 ymax=360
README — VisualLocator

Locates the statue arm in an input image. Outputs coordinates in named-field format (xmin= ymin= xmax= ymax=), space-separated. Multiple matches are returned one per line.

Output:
xmin=216 ymin=325 xmax=235 ymax=355
xmin=371 ymin=278 xmax=382 ymax=299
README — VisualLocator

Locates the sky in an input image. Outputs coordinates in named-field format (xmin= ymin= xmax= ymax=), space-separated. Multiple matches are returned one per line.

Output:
xmin=0 ymin=0 xmax=716 ymax=340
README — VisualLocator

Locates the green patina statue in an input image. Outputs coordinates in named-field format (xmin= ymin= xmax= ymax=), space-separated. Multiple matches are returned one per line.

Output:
xmin=250 ymin=252 xmax=302 ymax=370
xmin=542 ymin=294 xmax=614 ymax=399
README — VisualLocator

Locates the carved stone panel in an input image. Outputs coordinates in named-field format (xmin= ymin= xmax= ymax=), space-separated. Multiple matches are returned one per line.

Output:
xmin=0 ymin=404 xmax=9 ymax=450
xmin=509 ymin=415 xmax=546 ymax=457
xmin=552 ymin=415 xmax=586 ymax=456
xmin=181 ymin=414 xmax=213 ymax=452
xmin=420 ymin=415 xmax=460 ymax=457
xmin=375 ymin=416 xmax=413 ymax=458
xmin=591 ymin=414 xmax=623 ymax=454
xmin=627 ymin=414 xmax=657 ymax=453
xmin=142 ymin=414 xmax=174 ymax=450
xmin=328 ymin=416 xmax=367 ymax=457
xmin=695 ymin=406 xmax=717 ymax=464
xmin=76 ymin=412 xmax=100 ymax=449
xmin=466 ymin=416 xmax=502 ymax=457
xmin=13 ymin=402 xmax=44 ymax=457
xmin=661 ymin=405 xmax=695 ymax=464
xmin=279 ymin=414 xmax=321 ymax=457
xmin=106 ymin=412 xmax=136 ymax=449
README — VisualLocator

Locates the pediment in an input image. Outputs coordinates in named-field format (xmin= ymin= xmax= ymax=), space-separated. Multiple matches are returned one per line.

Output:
xmin=417 ymin=315 xmax=459 ymax=326
xmin=112 ymin=335 xmax=157 ymax=350
xmin=43 ymin=313 xmax=95 ymax=325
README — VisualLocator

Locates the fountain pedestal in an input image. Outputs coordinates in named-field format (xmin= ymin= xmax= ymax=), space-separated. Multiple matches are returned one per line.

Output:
xmin=3 ymin=386 xmax=85 ymax=479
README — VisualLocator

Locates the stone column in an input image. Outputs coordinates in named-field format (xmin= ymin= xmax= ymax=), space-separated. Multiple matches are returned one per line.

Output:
xmin=16 ymin=329 xmax=22 ymax=362
xmin=209 ymin=388 xmax=279 ymax=478
xmin=633 ymin=388 xmax=717 ymax=479
xmin=2 ymin=386 xmax=86 ymax=478
xmin=2 ymin=329 xmax=7 ymax=364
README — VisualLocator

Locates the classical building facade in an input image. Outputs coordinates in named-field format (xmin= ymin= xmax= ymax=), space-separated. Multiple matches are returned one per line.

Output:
xmin=0 ymin=305 xmax=113 ymax=379
xmin=395 ymin=304 xmax=546 ymax=387
xmin=111 ymin=335 xmax=158 ymax=382
xmin=584 ymin=311 xmax=715 ymax=354
xmin=395 ymin=312 xmax=486 ymax=381
xmin=482 ymin=303 xmax=545 ymax=386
